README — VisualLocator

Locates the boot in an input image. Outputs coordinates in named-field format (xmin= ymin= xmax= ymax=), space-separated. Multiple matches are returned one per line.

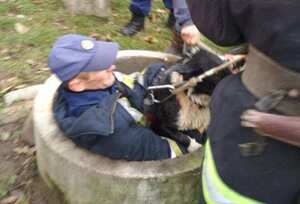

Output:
xmin=121 ymin=14 xmax=145 ymax=36
xmin=166 ymin=11 xmax=176 ymax=29
xmin=165 ymin=31 xmax=184 ymax=55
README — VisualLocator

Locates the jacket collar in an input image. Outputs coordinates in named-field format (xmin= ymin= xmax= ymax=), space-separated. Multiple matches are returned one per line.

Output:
xmin=55 ymin=85 xmax=120 ymax=136
xmin=60 ymin=85 xmax=116 ymax=117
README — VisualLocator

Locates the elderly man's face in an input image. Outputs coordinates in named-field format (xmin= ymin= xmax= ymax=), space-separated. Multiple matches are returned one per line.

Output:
xmin=68 ymin=65 xmax=116 ymax=92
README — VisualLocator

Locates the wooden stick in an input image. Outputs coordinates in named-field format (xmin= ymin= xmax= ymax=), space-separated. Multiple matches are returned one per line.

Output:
xmin=160 ymin=55 xmax=246 ymax=103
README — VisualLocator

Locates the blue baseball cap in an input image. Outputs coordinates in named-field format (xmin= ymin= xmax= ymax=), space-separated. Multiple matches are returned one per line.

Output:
xmin=48 ymin=34 xmax=119 ymax=81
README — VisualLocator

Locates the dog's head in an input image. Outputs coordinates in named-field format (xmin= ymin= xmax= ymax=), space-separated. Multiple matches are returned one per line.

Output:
xmin=167 ymin=48 xmax=230 ymax=95
xmin=148 ymin=48 xmax=230 ymax=132
xmin=150 ymin=48 xmax=230 ymax=103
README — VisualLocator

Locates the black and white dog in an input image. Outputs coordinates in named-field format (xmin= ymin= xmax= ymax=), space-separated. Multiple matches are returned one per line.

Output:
xmin=145 ymin=48 xmax=230 ymax=153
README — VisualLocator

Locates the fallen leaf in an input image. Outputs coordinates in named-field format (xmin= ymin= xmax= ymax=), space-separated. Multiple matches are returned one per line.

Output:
xmin=7 ymin=13 xmax=15 ymax=17
xmin=89 ymin=32 xmax=100 ymax=39
xmin=38 ymin=67 xmax=49 ymax=71
xmin=104 ymin=34 xmax=112 ymax=41
xmin=155 ymin=28 xmax=162 ymax=33
xmin=25 ymin=59 xmax=35 ymax=65
xmin=13 ymin=146 xmax=29 ymax=155
xmin=155 ymin=8 xmax=167 ymax=15
xmin=2 ymin=56 xmax=11 ymax=60
xmin=52 ymin=19 xmax=68 ymax=30
xmin=149 ymin=13 xmax=160 ymax=23
xmin=0 ymin=195 xmax=18 ymax=204
xmin=0 ymin=49 xmax=8 ymax=55
xmin=16 ymin=15 xmax=26 ymax=19
xmin=144 ymin=36 xmax=158 ymax=44
xmin=13 ymin=146 xmax=35 ymax=156
xmin=14 ymin=23 xmax=30 ymax=34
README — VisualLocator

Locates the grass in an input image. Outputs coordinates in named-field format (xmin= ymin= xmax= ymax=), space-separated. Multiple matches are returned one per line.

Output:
xmin=0 ymin=0 xmax=238 ymax=84
xmin=0 ymin=0 xmax=174 ymax=85
xmin=0 ymin=175 xmax=16 ymax=198
xmin=0 ymin=0 xmax=240 ymax=109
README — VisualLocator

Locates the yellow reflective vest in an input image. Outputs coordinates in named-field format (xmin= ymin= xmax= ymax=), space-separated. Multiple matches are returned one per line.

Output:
xmin=202 ymin=140 xmax=265 ymax=204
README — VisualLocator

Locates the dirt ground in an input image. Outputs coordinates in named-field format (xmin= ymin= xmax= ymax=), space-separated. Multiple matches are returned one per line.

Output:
xmin=0 ymin=118 xmax=62 ymax=204
xmin=0 ymin=73 xmax=64 ymax=204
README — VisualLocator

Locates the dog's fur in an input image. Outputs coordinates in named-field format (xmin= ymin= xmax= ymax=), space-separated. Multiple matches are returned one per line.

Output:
xmin=146 ymin=49 xmax=230 ymax=152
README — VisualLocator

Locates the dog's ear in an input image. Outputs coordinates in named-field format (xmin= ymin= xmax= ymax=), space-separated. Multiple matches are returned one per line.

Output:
xmin=167 ymin=62 xmax=201 ymax=81
xmin=168 ymin=48 xmax=226 ymax=80
xmin=186 ymin=49 xmax=224 ymax=72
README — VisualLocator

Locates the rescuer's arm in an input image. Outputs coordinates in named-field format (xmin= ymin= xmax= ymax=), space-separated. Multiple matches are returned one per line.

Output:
xmin=241 ymin=110 xmax=300 ymax=147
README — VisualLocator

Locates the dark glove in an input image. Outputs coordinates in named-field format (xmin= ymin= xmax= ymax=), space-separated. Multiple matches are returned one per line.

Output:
xmin=115 ymin=79 xmax=144 ymax=112
xmin=115 ymin=79 xmax=133 ymax=98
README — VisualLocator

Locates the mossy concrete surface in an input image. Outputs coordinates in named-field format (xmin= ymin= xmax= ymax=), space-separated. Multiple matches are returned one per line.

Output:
xmin=34 ymin=50 xmax=203 ymax=204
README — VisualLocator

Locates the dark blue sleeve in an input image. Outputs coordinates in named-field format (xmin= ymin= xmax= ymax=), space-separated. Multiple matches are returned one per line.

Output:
xmin=80 ymin=125 xmax=171 ymax=161
xmin=173 ymin=0 xmax=193 ymax=31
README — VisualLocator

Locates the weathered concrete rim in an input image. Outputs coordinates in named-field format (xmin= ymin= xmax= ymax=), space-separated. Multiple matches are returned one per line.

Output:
xmin=116 ymin=50 xmax=182 ymax=62
xmin=34 ymin=50 xmax=202 ymax=179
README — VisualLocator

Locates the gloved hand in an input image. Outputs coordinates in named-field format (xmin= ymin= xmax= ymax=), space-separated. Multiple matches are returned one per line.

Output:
xmin=115 ymin=79 xmax=144 ymax=112
xmin=114 ymin=79 xmax=133 ymax=98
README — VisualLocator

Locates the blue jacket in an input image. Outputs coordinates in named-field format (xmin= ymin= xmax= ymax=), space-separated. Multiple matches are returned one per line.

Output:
xmin=173 ymin=0 xmax=193 ymax=30
xmin=53 ymin=64 xmax=172 ymax=161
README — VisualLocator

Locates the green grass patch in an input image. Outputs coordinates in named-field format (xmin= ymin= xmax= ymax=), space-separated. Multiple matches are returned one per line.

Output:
xmin=0 ymin=16 xmax=16 ymax=31
xmin=0 ymin=175 xmax=17 ymax=199
xmin=0 ymin=0 xmax=174 ymax=85
xmin=0 ymin=0 xmax=236 ymax=87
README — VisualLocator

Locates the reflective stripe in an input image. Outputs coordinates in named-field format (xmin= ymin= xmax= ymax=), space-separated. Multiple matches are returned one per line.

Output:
xmin=117 ymin=97 xmax=145 ymax=126
xmin=122 ymin=74 xmax=135 ymax=89
xmin=166 ymin=138 xmax=183 ymax=157
xmin=135 ymin=73 xmax=145 ymax=86
xmin=114 ymin=71 xmax=146 ymax=126
xmin=202 ymin=140 xmax=265 ymax=204
xmin=114 ymin=71 xmax=140 ymax=89
xmin=202 ymin=153 xmax=233 ymax=204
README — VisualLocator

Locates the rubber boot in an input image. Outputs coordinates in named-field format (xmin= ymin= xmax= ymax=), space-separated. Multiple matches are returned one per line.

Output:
xmin=121 ymin=14 xmax=145 ymax=36
xmin=166 ymin=11 xmax=176 ymax=29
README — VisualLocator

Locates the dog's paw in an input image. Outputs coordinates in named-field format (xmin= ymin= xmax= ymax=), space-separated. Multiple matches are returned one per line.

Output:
xmin=187 ymin=138 xmax=202 ymax=152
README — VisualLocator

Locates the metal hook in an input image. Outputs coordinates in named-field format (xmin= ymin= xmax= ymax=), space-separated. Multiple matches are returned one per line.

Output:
xmin=147 ymin=84 xmax=175 ymax=91
xmin=146 ymin=85 xmax=175 ymax=104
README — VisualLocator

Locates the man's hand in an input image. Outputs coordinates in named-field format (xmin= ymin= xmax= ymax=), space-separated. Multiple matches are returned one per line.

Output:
xmin=180 ymin=24 xmax=200 ymax=45
xmin=241 ymin=109 xmax=267 ymax=129
xmin=241 ymin=109 xmax=300 ymax=147
xmin=223 ymin=54 xmax=246 ymax=74
xmin=115 ymin=80 xmax=132 ymax=98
